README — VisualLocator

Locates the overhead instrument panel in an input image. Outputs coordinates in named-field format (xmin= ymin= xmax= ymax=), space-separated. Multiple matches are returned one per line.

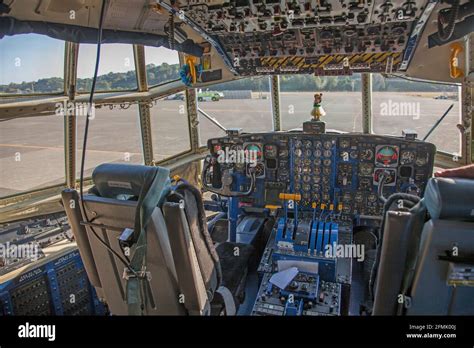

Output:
xmin=174 ymin=0 xmax=430 ymax=75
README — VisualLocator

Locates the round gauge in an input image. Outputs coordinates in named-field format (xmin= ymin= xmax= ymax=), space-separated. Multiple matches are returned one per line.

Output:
xmin=415 ymin=153 xmax=428 ymax=166
xmin=305 ymin=149 xmax=312 ymax=157
xmin=400 ymin=151 xmax=415 ymax=164
xmin=350 ymin=150 xmax=358 ymax=159
xmin=359 ymin=178 xmax=372 ymax=189
xmin=322 ymin=193 xmax=330 ymax=201
xmin=340 ymin=138 xmax=350 ymax=149
xmin=314 ymin=167 xmax=321 ymax=175
xmin=323 ymin=141 xmax=332 ymax=150
xmin=323 ymin=167 xmax=331 ymax=175
xmin=314 ymin=141 xmax=322 ymax=149
xmin=245 ymin=143 xmax=263 ymax=162
xmin=359 ymin=163 xmax=374 ymax=176
xmin=360 ymin=149 xmax=374 ymax=161
xmin=302 ymin=166 xmax=311 ymax=174
xmin=304 ymin=140 xmax=312 ymax=148
xmin=295 ymin=158 xmax=302 ymax=166
xmin=294 ymin=148 xmax=303 ymax=158
xmin=354 ymin=192 xmax=364 ymax=203
xmin=295 ymin=183 xmax=302 ymax=191
xmin=323 ymin=159 xmax=332 ymax=166
xmin=295 ymin=140 xmax=303 ymax=148
xmin=303 ymin=175 xmax=311 ymax=183
xmin=264 ymin=144 xmax=278 ymax=158
xmin=322 ymin=177 xmax=330 ymax=184
xmin=313 ymin=176 xmax=321 ymax=184
xmin=303 ymin=184 xmax=311 ymax=192
xmin=322 ymin=185 xmax=330 ymax=193
xmin=367 ymin=193 xmax=377 ymax=203
xmin=323 ymin=149 xmax=332 ymax=157
xmin=304 ymin=159 xmax=312 ymax=166
xmin=313 ymin=158 xmax=322 ymax=166
xmin=375 ymin=145 xmax=399 ymax=167
xmin=313 ymin=184 xmax=321 ymax=191
xmin=314 ymin=149 xmax=322 ymax=157
xmin=296 ymin=166 xmax=302 ymax=173
xmin=294 ymin=174 xmax=302 ymax=182
xmin=279 ymin=149 xmax=289 ymax=158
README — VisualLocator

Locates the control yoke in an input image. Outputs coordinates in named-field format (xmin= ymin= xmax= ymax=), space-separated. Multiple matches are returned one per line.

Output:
xmin=202 ymin=155 xmax=256 ymax=197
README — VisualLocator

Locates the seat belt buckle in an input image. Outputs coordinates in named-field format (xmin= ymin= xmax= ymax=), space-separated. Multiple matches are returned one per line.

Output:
xmin=118 ymin=228 xmax=135 ymax=249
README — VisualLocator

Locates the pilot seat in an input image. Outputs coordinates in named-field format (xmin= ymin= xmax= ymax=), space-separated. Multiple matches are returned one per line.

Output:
xmin=62 ymin=163 xmax=254 ymax=315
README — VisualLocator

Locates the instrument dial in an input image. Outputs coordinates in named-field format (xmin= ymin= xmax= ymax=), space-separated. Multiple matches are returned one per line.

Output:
xmin=375 ymin=145 xmax=399 ymax=167
xmin=360 ymin=149 xmax=374 ymax=161
xmin=323 ymin=140 xmax=332 ymax=149
xmin=359 ymin=163 xmax=374 ymax=176
xmin=340 ymin=138 xmax=350 ymax=149
xmin=354 ymin=192 xmax=364 ymax=203
xmin=314 ymin=141 xmax=322 ymax=149
xmin=323 ymin=149 xmax=332 ymax=157
xmin=400 ymin=151 xmax=415 ymax=165
xmin=264 ymin=144 xmax=278 ymax=158
xmin=314 ymin=149 xmax=322 ymax=157
xmin=313 ymin=176 xmax=321 ymax=184
xmin=323 ymin=159 xmax=332 ymax=166
xmin=295 ymin=140 xmax=303 ymax=148
xmin=304 ymin=140 xmax=312 ymax=148
xmin=295 ymin=148 xmax=303 ymax=158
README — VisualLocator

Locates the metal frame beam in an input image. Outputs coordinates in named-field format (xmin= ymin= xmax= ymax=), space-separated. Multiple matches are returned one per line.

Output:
xmin=133 ymin=44 xmax=154 ymax=165
xmin=270 ymin=75 xmax=281 ymax=131
xmin=64 ymin=42 xmax=79 ymax=189
xmin=361 ymin=73 xmax=373 ymax=134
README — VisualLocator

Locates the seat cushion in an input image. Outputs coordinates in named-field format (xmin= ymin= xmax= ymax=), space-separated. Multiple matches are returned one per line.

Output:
xmin=216 ymin=242 xmax=254 ymax=295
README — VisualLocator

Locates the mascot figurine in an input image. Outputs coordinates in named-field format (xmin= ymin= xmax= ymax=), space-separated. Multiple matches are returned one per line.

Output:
xmin=310 ymin=93 xmax=326 ymax=121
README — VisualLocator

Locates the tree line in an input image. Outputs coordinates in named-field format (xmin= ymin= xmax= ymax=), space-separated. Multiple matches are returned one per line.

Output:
xmin=0 ymin=62 xmax=457 ymax=94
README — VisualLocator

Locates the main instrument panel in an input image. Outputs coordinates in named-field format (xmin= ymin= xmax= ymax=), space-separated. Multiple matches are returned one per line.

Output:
xmin=205 ymin=130 xmax=435 ymax=316
xmin=206 ymin=132 xmax=435 ymax=217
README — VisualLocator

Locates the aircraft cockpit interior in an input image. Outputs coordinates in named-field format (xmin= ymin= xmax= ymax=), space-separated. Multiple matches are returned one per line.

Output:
xmin=0 ymin=0 xmax=473 ymax=338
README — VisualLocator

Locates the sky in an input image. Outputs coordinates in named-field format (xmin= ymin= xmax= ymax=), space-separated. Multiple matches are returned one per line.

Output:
xmin=0 ymin=34 xmax=180 ymax=84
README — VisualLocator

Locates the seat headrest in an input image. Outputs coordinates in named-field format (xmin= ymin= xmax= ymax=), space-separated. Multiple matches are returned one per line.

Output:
xmin=424 ymin=177 xmax=474 ymax=221
xmin=92 ymin=163 xmax=170 ymax=199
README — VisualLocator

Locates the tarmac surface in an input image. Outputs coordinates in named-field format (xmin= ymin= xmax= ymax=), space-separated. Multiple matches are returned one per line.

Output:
xmin=0 ymin=91 xmax=461 ymax=197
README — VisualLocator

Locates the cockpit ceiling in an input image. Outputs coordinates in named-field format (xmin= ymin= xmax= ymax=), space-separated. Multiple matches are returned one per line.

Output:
xmin=2 ymin=0 xmax=172 ymax=36
xmin=170 ymin=0 xmax=431 ymax=76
